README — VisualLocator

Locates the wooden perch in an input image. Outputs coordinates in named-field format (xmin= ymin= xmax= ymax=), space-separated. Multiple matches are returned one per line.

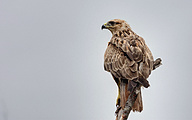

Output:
xmin=115 ymin=58 xmax=162 ymax=120
xmin=116 ymin=84 xmax=139 ymax=120
xmin=153 ymin=58 xmax=162 ymax=70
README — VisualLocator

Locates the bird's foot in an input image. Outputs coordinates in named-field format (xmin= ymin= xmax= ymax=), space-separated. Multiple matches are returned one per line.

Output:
xmin=115 ymin=105 xmax=121 ymax=115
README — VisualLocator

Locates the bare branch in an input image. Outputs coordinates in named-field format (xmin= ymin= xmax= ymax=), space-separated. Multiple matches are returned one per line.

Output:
xmin=116 ymin=84 xmax=139 ymax=120
xmin=153 ymin=58 xmax=162 ymax=70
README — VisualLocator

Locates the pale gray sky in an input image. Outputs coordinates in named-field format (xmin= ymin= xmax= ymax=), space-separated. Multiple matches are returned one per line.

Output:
xmin=0 ymin=0 xmax=192 ymax=120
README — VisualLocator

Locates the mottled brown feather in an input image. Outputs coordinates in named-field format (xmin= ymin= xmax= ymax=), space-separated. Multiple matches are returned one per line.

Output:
xmin=103 ymin=19 xmax=154 ymax=112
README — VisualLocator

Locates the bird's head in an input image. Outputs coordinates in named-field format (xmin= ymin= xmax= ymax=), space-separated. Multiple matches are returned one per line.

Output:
xmin=101 ymin=19 xmax=131 ymax=34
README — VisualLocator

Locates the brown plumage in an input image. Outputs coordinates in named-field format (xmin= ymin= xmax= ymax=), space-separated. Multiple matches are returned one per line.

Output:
xmin=102 ymin=19 xmax=154 ymax=112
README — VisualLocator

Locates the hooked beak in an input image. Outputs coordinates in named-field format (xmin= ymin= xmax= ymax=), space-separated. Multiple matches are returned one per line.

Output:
xmin=101 ymin=25 xmax=106 ymax=30
xmin=101 ymin=23 xmax=107 ymax=30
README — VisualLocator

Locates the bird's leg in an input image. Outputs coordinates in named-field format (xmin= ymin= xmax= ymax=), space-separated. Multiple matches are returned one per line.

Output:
xmin=115 ymin=82 xmax=121 ymax=115
xmin=112 ymin=75 xmax=122 ymax=115
xmin=116 ymin=84 xmax=120 ymax=107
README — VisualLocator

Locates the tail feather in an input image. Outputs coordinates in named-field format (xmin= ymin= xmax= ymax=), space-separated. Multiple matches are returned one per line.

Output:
xmin=120 ymin=79 xmax=129 ymax=109
xmin=132 ymin=89 xmax=143 ymax=112
xmin=120 ymin=79 xmax=143 ymax=112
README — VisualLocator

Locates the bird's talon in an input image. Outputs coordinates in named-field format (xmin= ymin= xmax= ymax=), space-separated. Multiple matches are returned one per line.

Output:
xmin=115 ymin=105 xmax=121 ymax=115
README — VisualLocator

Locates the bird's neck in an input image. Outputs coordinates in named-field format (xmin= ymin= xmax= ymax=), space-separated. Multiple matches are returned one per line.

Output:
xmin=112 ymin=29 xmax=135 ymax=38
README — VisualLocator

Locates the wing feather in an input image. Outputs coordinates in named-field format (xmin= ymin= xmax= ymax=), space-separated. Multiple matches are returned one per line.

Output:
xmin=104 ymin=30 xmax=154 ymax=86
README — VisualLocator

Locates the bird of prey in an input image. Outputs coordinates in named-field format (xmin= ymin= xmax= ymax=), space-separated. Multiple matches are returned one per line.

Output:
xmin=102 ymin=19 xmax=157 ymax=112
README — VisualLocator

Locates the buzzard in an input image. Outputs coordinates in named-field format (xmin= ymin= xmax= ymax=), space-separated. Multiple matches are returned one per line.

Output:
xmin=102 ymin=19 xmax=160 ymax=112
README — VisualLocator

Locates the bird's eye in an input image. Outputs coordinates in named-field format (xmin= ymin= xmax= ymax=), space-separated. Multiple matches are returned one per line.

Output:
xmin=108 ymin=21 xmax=115 ymax=26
